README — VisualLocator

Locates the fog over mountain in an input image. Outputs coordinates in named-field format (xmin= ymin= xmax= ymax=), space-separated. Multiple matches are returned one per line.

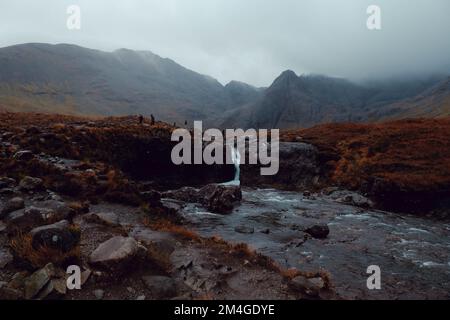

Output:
xmin=1 ymin=0 xmax=449 ymax=87
xmin=0 ymin=43 xmax=448 ymax=129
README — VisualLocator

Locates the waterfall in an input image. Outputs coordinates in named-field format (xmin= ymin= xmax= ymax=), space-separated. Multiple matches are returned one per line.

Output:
xmin=231 ymin=146 xmax=241 ymax=183
xmin=223 ymin=146 xmax=241 ymax=186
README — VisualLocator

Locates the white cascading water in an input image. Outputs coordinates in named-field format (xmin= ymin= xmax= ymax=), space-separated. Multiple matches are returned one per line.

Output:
xmin=223 ymin=146 xmax=241 ymax=186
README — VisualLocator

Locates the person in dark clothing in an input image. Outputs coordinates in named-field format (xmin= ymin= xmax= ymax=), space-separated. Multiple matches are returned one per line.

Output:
xmin=150 ymin=114 xmax=155 ymax=126
xmin=138 ymin=115 xmax=144 ymax=124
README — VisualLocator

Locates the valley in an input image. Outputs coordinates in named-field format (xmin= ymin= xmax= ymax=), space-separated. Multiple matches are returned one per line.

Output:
xmin=0 ymin=112 xmax=449 ymax=300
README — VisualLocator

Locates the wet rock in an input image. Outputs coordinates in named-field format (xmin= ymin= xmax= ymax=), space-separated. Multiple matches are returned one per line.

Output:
xmin=0 ymin=197 xmax=25 ymax=218
xmin=13 ymin=150 xmax=34 ymax=161
xmin=142 ymin=276 xmax=177 ymax=299
xmin=19 ymin=176 xmax=44 ymax=191
xmin=234 ymin=226 xmax=255 ymax=234
xmin=305 ymin=224 xmax=330 ymax=239
xmin=136 ymin=295 xmax=146 ymax=300
xmin=161 ymin=199 xmax=185 ymax=218
xmin=24 ymin=263 xmax=55 ymax=299
xmin=0 ymin=248 xmax=13 ymax=268
xmin=0 ymin=221 xmax=6 ymax=233
xmin=322 ymin=187 xmax=339 ymax=196
xmin=163 ymin=187 xmax=200 ymax=203
xmin=140 ymin=190 xmax=162 ymax=206
xmin=260 ymin=228 xmax=271 ymax=234
xmin=30 ymin=220 xmax=80 ymax=252
xmin=93 ymin=289 xmax=104 ymax=300
xmin=89 ymin=236 xmax=140 ymax=273
xmin=289 ymin=276 xmax=325 ymax=297
xmin=331 ymin=190 xmax=374 ymax=209
xmin=200 ymin=184 xmax=242 ymax=214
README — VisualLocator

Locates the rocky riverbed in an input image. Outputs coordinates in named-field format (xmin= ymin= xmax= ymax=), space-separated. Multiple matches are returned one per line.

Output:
xmin=173 ymin=187 xmax=450 ymax=300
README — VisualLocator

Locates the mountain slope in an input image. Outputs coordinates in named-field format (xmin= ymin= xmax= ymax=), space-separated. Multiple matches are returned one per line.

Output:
xmin=0 ymin=43 xmax=258 ymax=125
xmin=223 ymin=71 xmax=450 ymax=129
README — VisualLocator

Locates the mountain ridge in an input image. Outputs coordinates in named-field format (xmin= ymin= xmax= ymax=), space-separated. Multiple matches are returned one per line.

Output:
xmin=0 ymin=43 xmax=449 ymax=128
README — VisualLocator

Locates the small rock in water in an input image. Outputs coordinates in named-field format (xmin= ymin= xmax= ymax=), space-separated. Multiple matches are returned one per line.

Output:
xmin=200 ymin=184 xmax=242 ymax=214
xmin=136 ymin=295 xmax=146 ymax=300
xmin=305 ymin=224 xmax=330 ymax=239
xmin=234 ymin=226 xmax=255 ymax=234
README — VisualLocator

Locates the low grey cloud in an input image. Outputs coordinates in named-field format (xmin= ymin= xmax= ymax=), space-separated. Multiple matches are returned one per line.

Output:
xmin=0 ymin=0 xmax=449 ymax=86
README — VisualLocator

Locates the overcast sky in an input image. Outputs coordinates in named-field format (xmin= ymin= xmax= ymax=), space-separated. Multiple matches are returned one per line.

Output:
xmin=0 ymin=0 xmax=449 ymax=87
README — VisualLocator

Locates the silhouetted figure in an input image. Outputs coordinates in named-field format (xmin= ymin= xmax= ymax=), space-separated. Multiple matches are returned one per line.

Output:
xmin=173 ymin=122 xmax=176 ymax=127
xmin=184 ymin=120 xmax=188 ymax=126
xmin=150 ymin=114 xmax=155 ymax=126
xmin=138 ymin=114 xmax=144 ymax=124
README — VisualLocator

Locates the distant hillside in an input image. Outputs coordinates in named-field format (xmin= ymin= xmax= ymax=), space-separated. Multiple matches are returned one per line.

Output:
xmin=0 ymin=43 xmax=261 ymax=125
xmin=223 ymin=71 xmax=450 ymax=129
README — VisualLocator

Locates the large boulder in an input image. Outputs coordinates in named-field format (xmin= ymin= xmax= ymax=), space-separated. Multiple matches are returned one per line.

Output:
xmin=30 ymin=220 xmax=80 ymax=252
xmin=163 ymin=184 xmax=242 ymax=214
xmin=199 ymin=184 xmax=242 ymax=214
xmin=89 ymin=236 xmax=141 ymax=274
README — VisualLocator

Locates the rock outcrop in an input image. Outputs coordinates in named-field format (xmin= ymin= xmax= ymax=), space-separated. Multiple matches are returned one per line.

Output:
xmin=241 ymin=142 xmax=321 ymax=190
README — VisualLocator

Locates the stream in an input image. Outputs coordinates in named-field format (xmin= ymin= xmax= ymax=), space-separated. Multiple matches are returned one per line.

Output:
xmin=176 ymin=188 xmax=450 ymax=299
